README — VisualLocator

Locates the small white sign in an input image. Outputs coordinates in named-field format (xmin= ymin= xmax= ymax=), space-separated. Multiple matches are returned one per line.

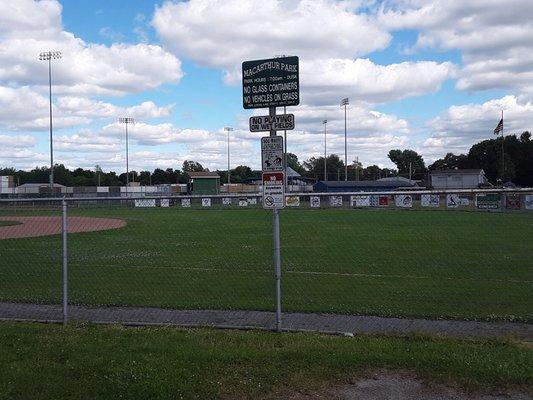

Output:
xmin=395 ymin=195 xmax=413 ymax=208
xmin=250 ymin=114 xmax=295 ymax=132
xmin=248 ymin=197 xmax=257 ymax=205
xmin=525 ymin=195 xmax=533 ymax=210
xmin=286 ymin=196 xmax=300 ymax=207
xmin=446 ymin=194 xmax=460 ymax=208
xmin=261 ymin=136 xmax=284 ymax=172
xmin=329 ymin=196 xmax=343 ymax=207
xmin=262 ymin=172 xmax=285 ymax=209
xmin=351 ymin=195 xmax=371 ymax=207
xmin=181 ymin=198 xmax=191 ymax=208
xmin=421 ymin=194 xmax=440 ymax=207
xmin=160 ymin=199 xmax=170 ymax=208
xmin=222 ymin=197 xmax=232 ymax=206
xmin=310 ymin=196 xmax=321 ymax=208
xmin=134 ymin=199 xmax=156 ymax=208
xmin=202 ymin=198 xmax=211 ymax=207
xmin=239 ymin=199 xmax=248 ymax=207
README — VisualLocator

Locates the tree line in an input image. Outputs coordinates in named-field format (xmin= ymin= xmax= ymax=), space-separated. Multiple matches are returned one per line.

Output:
xmin=1 ymin=132 xmax=531 ymax=187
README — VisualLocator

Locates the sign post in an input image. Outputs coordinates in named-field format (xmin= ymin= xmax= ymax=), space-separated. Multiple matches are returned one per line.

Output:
xmin=242 ymin=56 xmax=299 ymax=333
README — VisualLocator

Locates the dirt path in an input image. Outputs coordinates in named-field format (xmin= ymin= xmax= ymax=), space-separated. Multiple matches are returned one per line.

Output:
xmin=0 ymin=216 xmax=126 ymax=239
xmin=287 ymin=369 xmax=531 ymax=400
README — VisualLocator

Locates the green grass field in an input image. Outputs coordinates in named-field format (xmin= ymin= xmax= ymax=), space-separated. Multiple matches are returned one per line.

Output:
xmin=0 ymin=323 xmax=531 ymax=400
xmin=1 ymin=207 xmax=532 ymax=321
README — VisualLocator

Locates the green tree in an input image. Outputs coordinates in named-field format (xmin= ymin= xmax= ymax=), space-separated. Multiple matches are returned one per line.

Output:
xmin=428 ymin=153 xmax=470 ymax=171
xmin=303 ymin=154 xmax=344 ymax=181
xmin=182 ymin=160 xmax=204 ymax=172
xmin=230 ymin=165 xmax=253 ymax=183
xmin=388 ymin=149 xmax=426 ymax=178
xmin=286 ymin=153 xmax=305 ymax=175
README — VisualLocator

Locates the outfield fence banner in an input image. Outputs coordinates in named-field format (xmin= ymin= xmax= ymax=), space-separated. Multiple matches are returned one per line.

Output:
xmin=0 ymin=189 xmax=532 ymax=339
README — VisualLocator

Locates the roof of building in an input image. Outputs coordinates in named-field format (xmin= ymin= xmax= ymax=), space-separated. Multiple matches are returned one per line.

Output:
xmin=431 ymin=169 xmax=484 ymax=175
xmin=286 ymin=166 xmax=301 ymax=178
xmin=315 ymin=180 xmax=416 ymax=188
xmin=17 ymin=183 xmax=65 ymax=188
xmin=377 ymin=176 xmax=418 ymax=184
xmin=186 ymin=171 xmax=220 ymax=178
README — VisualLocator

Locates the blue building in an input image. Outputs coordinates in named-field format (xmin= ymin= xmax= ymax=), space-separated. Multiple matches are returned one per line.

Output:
xmin=313 ymin=177 xmax=418 ymax=192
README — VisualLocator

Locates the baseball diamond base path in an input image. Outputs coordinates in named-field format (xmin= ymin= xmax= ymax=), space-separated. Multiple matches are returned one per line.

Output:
xmin=0 ymin=216 xmax=126 ymax=239
xmin=1 ymin=302 xmax=531 ymax=340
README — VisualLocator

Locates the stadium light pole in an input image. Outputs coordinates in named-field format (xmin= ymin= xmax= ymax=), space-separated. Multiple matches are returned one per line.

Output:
xmin=323 ymin=119 xmax=328 ymax=181
xmin=119 ymin=117 xmax=135 ymax=190
xmin=224 ymin=127 xmax=233 ymax=185
xmin=39 ymin=50 xmax=62 ymax=192
xmin=340 ymin=98 xmax=349 ymax=181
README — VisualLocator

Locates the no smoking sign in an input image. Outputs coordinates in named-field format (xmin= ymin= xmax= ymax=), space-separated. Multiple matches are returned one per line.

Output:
xmin=262 ymin=172 xmax=285 ymax=209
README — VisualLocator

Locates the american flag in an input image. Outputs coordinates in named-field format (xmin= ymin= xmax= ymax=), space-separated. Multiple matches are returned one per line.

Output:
xmin=493 ymin=118 xmax=503 ymax=135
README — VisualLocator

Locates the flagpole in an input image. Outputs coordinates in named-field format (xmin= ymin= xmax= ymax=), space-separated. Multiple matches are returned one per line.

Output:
xmin=501 ymin=109 xmax=504 ymax=182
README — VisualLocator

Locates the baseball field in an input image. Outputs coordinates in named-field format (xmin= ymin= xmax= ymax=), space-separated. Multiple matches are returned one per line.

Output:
xmin=0 ymin=206 xmax=532 ymax=322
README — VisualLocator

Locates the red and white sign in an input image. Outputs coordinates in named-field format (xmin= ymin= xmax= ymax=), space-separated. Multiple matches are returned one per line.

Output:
xmin=262 ymin=172 xmax=285 ymax=209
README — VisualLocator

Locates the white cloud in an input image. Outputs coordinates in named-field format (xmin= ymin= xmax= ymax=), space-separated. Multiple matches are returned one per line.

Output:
xmin=379 ymin=0 xmax=533 ymax=94
xmin=0 ymin=86 xmax=172 ymax=131
xmin=153 ymin=0 xmax=391 ymax=73
xmin=300 ymin=58 xmax=455 ymax=105
xmin=54 ymin=130 xmax=121 ymax=153
xmin=152 ymin=0 xmax=454 ymax=105
xmin=0 ymin=134 xmax=36 ymax=148
xmin=0 ymin=0 xmax=183 ymax=96
xmin=419 ymin=95 xmax=533 ymax=161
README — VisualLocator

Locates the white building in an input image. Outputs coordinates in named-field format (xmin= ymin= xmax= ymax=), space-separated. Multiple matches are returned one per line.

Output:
xmin=430 ymin=169 xmax=488 ymax=189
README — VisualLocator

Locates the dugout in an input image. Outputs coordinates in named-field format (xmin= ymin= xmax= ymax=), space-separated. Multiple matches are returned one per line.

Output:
xmin=187 ymin=171 xmax=220 ymax=195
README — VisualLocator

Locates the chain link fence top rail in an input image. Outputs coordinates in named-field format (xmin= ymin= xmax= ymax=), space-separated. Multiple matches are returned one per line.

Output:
xmin=0 ymin=189 xmax=532 ymax=339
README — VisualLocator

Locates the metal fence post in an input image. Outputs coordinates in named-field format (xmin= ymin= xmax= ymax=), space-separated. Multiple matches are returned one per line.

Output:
xmin=273 ymin=207 xmax=282 ymax=332
xmin=61 ymin=199 xmax=68 ymax=325
xmin=269 ymin=105 xmax=283 ymax=332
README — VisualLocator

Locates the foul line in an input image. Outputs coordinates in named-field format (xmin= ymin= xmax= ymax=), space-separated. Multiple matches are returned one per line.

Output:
xmin=73 ymin=264 xmax=533 ymax=284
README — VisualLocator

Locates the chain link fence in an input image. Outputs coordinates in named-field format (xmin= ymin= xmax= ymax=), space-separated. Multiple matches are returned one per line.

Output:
xmin=1 ymin=190 xmax=532 ymax=339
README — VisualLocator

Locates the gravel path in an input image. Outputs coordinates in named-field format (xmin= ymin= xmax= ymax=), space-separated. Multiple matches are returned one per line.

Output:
xmin=1 ymin=302 xmax=531 ymax=340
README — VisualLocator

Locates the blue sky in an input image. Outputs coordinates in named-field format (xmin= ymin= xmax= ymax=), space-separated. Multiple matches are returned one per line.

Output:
xmin=1 ymin=0 xmax=532 ymax=173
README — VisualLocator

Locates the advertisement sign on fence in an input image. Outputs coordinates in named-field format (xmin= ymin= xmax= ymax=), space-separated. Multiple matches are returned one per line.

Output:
xmin=329 ymin=196 xmax=343 ymax=207
xmin=286 ymin=196 xmax=300 ymax=207
xmin=395 ymin=195 xmax=413 ymax=208
xmin=505 ymin=194 xmax=521 ymax=210
xmin=262 ymin=172 xmax=285 ymax=209
xmin=351 ymin=195 xmax=371 ymax=207
xmin=446 ymin=194 xmax=460 ymax=208
xmin=476 ymin=194 xmax=501 ymax=210
xmin=421 ymin=194 xmax=440 ymax=207
xmin=378 ymin=196 xmax=389 ymax=206
xmin=310 ymin=196 xmax=321 ymax=208
xmin=181 ymin=198 xmax=191 ymax=208
xmin=525 ymin=195 xmax=533 ymax=210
